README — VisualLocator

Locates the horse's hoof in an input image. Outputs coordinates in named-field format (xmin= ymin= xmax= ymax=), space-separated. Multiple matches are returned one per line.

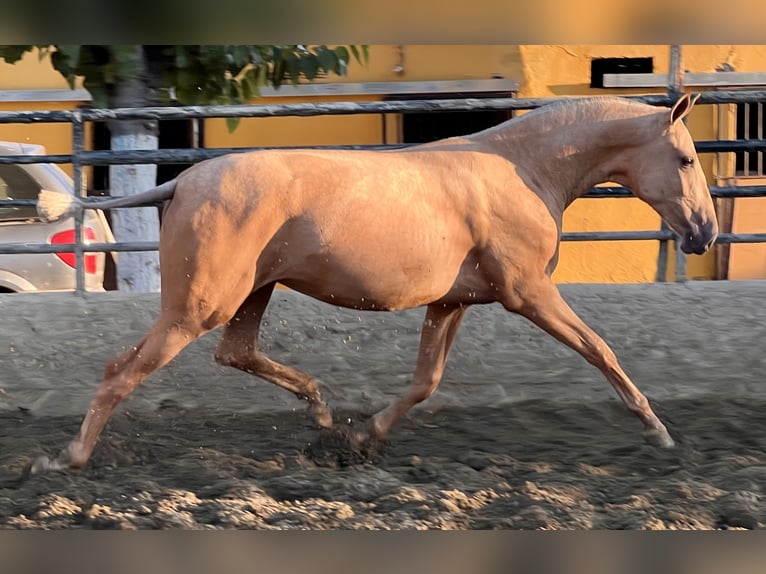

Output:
xmin=643 ymin=427 xmax=675 ymax=449
xmin=26 ymin=455 xmax=69 ymax=475
xmin=348 ymin=428 xmax=372 ymax=448
xmin=307 ymin=403 xmax=334 ymax=429
xmin=304 ymin=420 xmax=387 ymax=467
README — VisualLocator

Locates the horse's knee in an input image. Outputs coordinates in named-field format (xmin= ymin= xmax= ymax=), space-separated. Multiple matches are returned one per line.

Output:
xmin=581 ymin=338 xmax=616 ymax=369
xmin=103 ymin=347 xmax=140 ymax=378
xmin=408 ymin=377 xmax=441 ymax=404
xmin=107 ymin=320 xmax=202 ymax=382
xmin=626 ymin=394 xmax=651 ymax=416
xmin=214 ymin=349 xmax=241 ymax=370
xmin=92 ymin=375 xmax=136 ymax=409
xmin=214 ymin=346 xmax=233 ymax=367
xmin=214 ymin=339 xmax=254 ymax=367
xmin=415 ymin=386 xmax=436 ymax=404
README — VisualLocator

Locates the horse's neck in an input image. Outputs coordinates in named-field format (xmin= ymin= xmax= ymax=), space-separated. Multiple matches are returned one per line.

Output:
xmin=476 ymin=108 xmax=659 ymax=213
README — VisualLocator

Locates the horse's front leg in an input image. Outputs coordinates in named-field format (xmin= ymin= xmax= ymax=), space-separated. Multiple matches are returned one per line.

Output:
xmin=358 ymin=303 xmax=468 ymax=442
xmin=506 ymin=277 xmax=674 ymax=448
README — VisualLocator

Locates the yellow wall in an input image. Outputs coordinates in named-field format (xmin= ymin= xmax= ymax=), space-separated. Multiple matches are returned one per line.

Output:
xmin=728 ymin=193 xmax=766 ymax=279
xmin=0 ymin=49 xmax=76 ymax=89
xmin=0 ymin=101 xmax=74 ymax=156
xmin=4 ymin=45 xmax=766 ymax=283
xmin=204 ymin=95 xmax=386 ymax=148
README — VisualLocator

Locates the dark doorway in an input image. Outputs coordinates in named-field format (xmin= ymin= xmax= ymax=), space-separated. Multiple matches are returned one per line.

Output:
xmin=391 ymin=92 xmax=515 ymax=144
xmin=735 ymin=101 xmax=766 ymax=176
xmin=90 ymin=117 xmax=202 ymax=195
xmin=590 ymin=57 xmax=654 ymax=89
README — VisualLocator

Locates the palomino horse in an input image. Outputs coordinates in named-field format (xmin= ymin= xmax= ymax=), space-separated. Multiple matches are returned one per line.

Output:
xmin=31 ymin=94 xmax=717 ymax=472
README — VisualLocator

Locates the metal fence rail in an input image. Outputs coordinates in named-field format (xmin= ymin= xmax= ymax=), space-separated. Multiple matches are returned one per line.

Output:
xmin=2 ymin=90 xmax=766 ymax=292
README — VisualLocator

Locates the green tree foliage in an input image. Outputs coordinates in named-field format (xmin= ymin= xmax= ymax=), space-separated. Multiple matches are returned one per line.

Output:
xmin=0 ymin=45 xmax=368 ymax=129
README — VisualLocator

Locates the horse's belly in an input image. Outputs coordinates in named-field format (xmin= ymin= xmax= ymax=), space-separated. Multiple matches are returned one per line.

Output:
xmin=254 ymin=205 xmax=481 ymax=310
xmin=273 ymin=251 xmax=464 ymax=311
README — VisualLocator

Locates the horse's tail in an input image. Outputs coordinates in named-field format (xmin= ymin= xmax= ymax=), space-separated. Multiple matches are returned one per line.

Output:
xmin=37 ymin=179 xmax=178 ymax=223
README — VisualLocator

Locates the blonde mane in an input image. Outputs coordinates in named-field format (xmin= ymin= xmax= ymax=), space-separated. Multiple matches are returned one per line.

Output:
xmin=468 ymin=96 xmax=664 ymax=144
xmin=527 ymin=96 xmax=660 ymax=121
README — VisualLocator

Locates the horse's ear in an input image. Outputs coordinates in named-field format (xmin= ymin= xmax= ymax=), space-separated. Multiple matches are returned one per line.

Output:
xmin=670 ymin=93 xmax=699 ymax=125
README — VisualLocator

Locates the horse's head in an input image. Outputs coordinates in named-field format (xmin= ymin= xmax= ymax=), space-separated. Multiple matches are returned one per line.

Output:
xmin=619 ymin=93 xmax=718 ymax=255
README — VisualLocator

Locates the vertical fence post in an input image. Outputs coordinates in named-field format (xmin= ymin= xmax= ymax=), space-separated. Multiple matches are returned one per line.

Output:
xmin=655 ymin=220 xmax=669 ymax=282
xmin=674 ymin=239 xmax=688 ymax=281
xmin=668 ymin=45 xmax=683 ymax=99
xmin=72 ymin=111 xmax=86 ymax=295
xmin=668 ymin=44 xmax=688 ymax=282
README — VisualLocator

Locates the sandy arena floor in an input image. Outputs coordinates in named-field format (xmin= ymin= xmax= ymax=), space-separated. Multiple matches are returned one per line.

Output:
xmin=1 ymin=281 xmax=764 ymax=529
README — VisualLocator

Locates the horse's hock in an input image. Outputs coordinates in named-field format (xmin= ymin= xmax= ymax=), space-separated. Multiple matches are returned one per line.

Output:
xmin=1 ymin=281 xmax=764 ymax=423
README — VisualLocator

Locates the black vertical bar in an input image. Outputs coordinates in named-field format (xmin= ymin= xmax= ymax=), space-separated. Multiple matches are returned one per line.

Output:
xmin=668 ymin=44 xmax=683 ymax=100
xmin=72 ymin=112 xmax=86 ymax=295
xmin=381 ymin=112 xmax=387 ymax=144
xmin=655 ymin=220 xmax=669 ymax=282
xmin=668 ymin=44 xmax=688 ymax=282
xmin=674 ymin=238 xmax=688 ymax=282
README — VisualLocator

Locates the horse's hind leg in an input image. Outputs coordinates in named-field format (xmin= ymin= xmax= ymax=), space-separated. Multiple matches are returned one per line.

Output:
xmin=507 ymin=277 xmax=674 ymax=448
xmin=30 ymin=312 xmax=209 ymax=472
xmin=214 ymin=283 xmax=333 ymax=428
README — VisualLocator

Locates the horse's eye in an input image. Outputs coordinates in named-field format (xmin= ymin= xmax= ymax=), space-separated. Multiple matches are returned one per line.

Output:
xmin=680 ymin=156 xmax=695 ymax=168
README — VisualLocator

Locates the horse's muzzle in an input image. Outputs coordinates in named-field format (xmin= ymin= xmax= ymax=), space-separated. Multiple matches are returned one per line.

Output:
xmin=681 ymin=218 xmax=718 ymax=255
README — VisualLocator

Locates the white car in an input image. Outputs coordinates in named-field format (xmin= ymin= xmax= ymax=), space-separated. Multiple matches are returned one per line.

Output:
xmin=0 ymin=141 xmax=115 ymax=292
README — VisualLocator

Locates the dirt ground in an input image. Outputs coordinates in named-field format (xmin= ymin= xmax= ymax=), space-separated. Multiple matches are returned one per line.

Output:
xmin=1 ymin=281 xmax=765 ymax=530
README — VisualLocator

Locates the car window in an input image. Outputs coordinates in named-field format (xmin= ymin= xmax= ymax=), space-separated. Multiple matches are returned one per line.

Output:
xmin=0 ymin=164 xmax=41 ymax=221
